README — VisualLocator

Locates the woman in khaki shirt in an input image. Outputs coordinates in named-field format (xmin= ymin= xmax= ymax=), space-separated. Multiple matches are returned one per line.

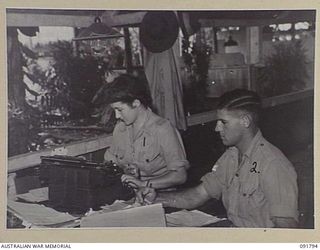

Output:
xmin=103 ymin=74 xmax=189 ymax=190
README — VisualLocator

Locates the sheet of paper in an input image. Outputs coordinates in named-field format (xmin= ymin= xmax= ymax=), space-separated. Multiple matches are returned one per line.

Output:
xmin=80 ymin=203 xmax=166 ymax=227
xmin=165 ymin=209 xmax=227 ymax=227
xmin=7 ymin=200 xmax=79 ymax=226
xmin=16 ymin=187 xmax=49 ymax=203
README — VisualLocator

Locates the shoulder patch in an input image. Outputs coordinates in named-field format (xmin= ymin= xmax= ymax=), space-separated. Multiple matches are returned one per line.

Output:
xmin=212 ymin=164 xmax=219 ymax=172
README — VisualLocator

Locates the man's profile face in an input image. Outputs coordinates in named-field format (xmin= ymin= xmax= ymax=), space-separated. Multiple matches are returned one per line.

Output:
xmin=215 ymin=108 xmax=245 ymax=147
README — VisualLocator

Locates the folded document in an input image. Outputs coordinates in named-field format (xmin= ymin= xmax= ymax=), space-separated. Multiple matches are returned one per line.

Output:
xmin=166 ymin=209 xmax=227 ymax=227
xmin=7 ymin=200 xmax=79 ymax=227
xmin=81 ymin=203 xmax=166 ymax=227
xmin=16 ymin=187 xmax=49 ymax=203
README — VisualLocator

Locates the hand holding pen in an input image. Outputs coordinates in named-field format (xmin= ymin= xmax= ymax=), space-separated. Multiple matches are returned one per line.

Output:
xmin=136 ymin=181 xmax=156 ymax=205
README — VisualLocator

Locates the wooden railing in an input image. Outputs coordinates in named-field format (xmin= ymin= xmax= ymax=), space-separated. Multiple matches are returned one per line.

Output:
xmin=7 ymin=89 xmax=314 ymax=173
xmin=187 ymin=88 xmax=314 ymax=126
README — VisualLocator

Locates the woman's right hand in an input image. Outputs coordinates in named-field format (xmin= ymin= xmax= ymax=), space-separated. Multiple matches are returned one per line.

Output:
xmin=136 ymin=187 xmax=157 ymax=205
xmin=123 ymin=164 xmax=140 ymax=178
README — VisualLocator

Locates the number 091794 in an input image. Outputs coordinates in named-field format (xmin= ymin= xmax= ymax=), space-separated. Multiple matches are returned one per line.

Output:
xmin=300 ymin=244 xmax=318 ymax=248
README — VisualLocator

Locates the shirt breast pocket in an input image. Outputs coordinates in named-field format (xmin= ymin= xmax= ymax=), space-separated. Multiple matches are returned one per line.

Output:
xmin=241 ymin=173 xmax=259 ymax=198
xmin=240 ymin=173 xmax=265 ymax=208
xmin=138 ymin=147 xmax=162 ymax=175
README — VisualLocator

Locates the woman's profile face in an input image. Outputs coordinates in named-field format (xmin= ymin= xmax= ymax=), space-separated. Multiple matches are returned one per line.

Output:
xmin=110 ymin=101 xmax=139 ymax=126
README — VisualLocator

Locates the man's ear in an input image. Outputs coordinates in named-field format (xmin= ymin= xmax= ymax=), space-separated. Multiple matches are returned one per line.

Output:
xmin=240 ymin=114 xmax=251 ymax=128
xmin=132 ymin=99 xmax=141 ymax=108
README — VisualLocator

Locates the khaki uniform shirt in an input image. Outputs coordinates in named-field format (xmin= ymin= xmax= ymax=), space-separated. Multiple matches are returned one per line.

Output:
xmin=105 ymin=109 xmax=189 ymax=181
xmin=201 ymin=130 xmax=299 ymax=227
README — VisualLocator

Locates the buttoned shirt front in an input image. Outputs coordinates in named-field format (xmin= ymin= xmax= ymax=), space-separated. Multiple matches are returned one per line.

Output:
xmin=105 ymin=109 xmax=189 ymax=181
xmin=201 ymin=130 xmax=299 ymax=228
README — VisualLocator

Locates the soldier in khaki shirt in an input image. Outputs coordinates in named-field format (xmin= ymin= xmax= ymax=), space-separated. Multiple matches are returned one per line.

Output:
xmin=137 ymin=89 xmax=299 ymax=228
xmin=104 ymin=74 xmax=189 ymax=190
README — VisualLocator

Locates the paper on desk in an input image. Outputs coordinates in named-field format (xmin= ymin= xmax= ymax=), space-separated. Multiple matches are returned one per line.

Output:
xmin=100 ymin=199 xmax=135 ymax=212
xmin=99 ymin=199 xmax=141 ymax=213
xmin=16 ymin=187 xmax=49 ymax=203
xmin=165 ymin=209 xmax=227 ymax=227
xmin=81 ymin=203 xmax=166 ymax=227
xmin=7 ymin=200 xmax=79 ymax=226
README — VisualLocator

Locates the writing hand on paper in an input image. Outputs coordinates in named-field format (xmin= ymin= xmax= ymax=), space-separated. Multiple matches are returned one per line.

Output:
xmin=136 ymin=187 xmax=157 ymax=205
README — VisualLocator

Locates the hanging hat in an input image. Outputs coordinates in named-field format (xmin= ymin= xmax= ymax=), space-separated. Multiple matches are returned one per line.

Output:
xmin=140 ymin=11 xmax=179 ymax=53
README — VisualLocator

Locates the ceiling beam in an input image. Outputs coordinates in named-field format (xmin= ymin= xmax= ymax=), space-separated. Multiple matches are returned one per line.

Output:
xmin=200 ymin=13 xmax=315 ymax=27
xmin=6 ymin=12 xmax=95 ymax=27
xmin=102 ymin=11 xmax=146 ymax=27
xmin=6 ymin=11 xmax=147 ymax=28
xmin=7 ymin=10 xmax=314 ymax=28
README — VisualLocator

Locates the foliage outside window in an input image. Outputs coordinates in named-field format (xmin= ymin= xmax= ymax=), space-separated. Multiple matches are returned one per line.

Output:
xmin=258 ymin=22 xmax=314 ymax=97
xmin=8 ymin=25 xmax=145 ymax=157
xmin=258 ymin=40 xmax=310 ymax=97
xmin=181 ymin=29 xmax=212 ymax=114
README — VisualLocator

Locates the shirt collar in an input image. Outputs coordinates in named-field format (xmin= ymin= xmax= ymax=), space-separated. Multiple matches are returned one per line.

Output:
xmin=117 ymin=108 xmax=153 ymax=135
xmin=128 ymin=108 xmax=153 ymax=140
xmin=243 ymin=129 xmax=263 ymax=159
xmin=139 ymin=108 xmax=153 ymax=134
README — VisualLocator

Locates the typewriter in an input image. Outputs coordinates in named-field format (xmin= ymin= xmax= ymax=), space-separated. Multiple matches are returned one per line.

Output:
xmin=40 ymin=155 xmax=134 ymax=213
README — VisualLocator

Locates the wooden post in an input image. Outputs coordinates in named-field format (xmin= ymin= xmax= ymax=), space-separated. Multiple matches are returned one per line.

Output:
xmin=213 ymin=27 xmax=218 ymax=53
xmin=123 ymin=27 xmax=133 ymax=74
xmin=246 ymin=26 xmax=262 ymax=90
xmin=246 ymin=26 xmax=262 ymax=65
xmin=7 ymin=28 xmax=26 ymax=108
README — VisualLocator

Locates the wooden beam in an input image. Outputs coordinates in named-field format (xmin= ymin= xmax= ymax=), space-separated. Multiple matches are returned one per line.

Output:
xmin=6 ymin=12 xmax=94 ymax=27
xmin=7 ymin=89 xmax=313 ymax=172
xmin=104 ymin=12 xmax=146 ymax=27
xmin=246 ymin=26 xmax=262 ymax=65
xmin=6 ymin=11 xmax=146 ymax=28
xmin=186 ymin=89 xmax=313 ymax=126
xmin=261 ymin=88 xmax=313 ymax=108
xmin=8 ymin=134 xmax=112 ymax=173
xmin=200 ymin=14 xmax=316 ymax=28
xmin=124 ymin=27 xmax=133 ymax=73
xmin=7 ymin=10 xmax=315 ymax=29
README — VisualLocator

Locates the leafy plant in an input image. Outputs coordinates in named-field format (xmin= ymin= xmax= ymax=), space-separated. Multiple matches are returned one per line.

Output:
xmin=182 ymin=37 xmax=212 ymax=113
xmin=259 ymin=40 xmax=309 ymax=96
xmin=50 ymin=41 xmax=106 ymax=120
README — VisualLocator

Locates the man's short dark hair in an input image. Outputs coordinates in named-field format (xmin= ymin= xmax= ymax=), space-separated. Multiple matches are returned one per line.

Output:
xmin=217 ymin=89 xmax=262 ymax=124
xmin=105 ymin=74 xmax=152 ymax=108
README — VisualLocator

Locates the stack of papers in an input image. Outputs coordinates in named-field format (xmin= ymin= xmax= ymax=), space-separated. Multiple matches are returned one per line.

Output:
xmin=165 ymin=209 xmax=227 ymax=227
xmin=81 ymin=203 xmax=166 ymax=227
xmin=7 ymin=200 xmax=79 ymax=228
xmin=16 ymin=187 xmax=49 ymax=203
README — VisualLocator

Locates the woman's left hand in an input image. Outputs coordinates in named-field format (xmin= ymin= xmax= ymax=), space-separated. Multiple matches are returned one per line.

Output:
xmin=121 ymin=174 xmax=145 ymax=189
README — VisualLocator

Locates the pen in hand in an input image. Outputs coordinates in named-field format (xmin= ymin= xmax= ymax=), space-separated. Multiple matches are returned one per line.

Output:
xmin=140 ymin=181 xmax=155 ymax=205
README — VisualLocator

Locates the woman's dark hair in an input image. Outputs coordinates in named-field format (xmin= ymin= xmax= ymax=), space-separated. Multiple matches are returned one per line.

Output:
xmin=217 ymin=89 xmax=262 ymax=124
xmin=104 ymin=74 xmax=152 ymax=108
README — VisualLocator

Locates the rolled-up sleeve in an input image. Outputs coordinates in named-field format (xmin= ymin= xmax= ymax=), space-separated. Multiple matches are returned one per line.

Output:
xmin=261 ymin=159 xmax=299 ymax=221
xmin=158 ymin=122 xmax=190 ymax=171
xmin=104 ymin=145 xmax=117 ymax=163
xmin=200 ymin=151 xmax=233 ymax=200
xmin=201 ymin=172 xmax=223 ymax=200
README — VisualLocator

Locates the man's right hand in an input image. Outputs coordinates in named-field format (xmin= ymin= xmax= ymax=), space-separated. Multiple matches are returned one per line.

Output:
xmin=136 ymin=187 xmax=157 ymax=205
